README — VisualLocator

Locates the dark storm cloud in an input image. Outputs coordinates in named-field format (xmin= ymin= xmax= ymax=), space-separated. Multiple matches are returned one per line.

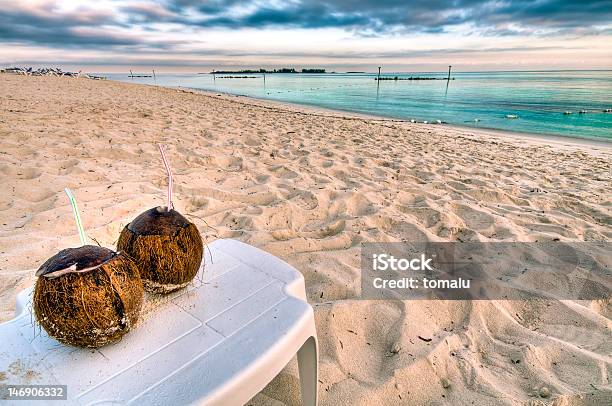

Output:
xmin=120 ymin=2 xmax=176 ymax=23
xmin=0 ymin=0 xmax=610 ymax=51
xmin=0 ymin=2 xmax=133 ymax=46
xmin=0 ymin=2 xmax=184 ymax=49
xmin=198 ymin=4 xmax=370 ymax=29
xmin=173 ymin=0 xmax=612 ymax=33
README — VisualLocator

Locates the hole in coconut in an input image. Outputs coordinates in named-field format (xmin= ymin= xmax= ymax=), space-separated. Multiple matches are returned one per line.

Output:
xmin=127 ymin=206 xmax=192 ymax=236
xmin=36 ymin=245 xmax=118 ymax=278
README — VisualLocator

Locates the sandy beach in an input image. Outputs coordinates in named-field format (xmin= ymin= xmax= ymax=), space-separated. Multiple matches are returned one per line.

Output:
xmin=1 ymin=74 xmax=610 ymax=404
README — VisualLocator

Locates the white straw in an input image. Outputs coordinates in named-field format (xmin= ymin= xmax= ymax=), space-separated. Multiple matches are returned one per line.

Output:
xmin=158 ymin=144 xmax=173 ymax=211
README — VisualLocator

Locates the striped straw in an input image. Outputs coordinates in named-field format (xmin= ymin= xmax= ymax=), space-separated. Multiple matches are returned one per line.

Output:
xmin=158 ymin=144 xmax=173 ymax=211
xmin=64 ymin=188 xmax=87 ymax=245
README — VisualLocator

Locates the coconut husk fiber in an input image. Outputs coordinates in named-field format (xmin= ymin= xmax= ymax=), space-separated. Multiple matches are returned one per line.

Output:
xmin=117 ymin=206 xmax=203 ymax=294
xmin=33 ymin=245 xmax=144 ymax=348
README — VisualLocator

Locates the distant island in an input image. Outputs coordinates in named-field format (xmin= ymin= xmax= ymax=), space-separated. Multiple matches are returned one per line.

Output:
xmin=207 ymin=68 xmax=326 ymax=74
xmin=346 ymin=71 xmax=365 ymax=73
xmin=375 ymin=76 xmax=455 ymax=81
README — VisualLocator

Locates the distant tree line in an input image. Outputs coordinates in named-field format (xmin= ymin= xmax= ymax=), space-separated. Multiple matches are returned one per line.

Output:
xmin=210 ymin=68 xmax=326 ymax=74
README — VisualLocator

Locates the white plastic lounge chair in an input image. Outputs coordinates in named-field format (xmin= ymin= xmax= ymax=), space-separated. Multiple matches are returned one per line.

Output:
xmin=0 ymin=239 xmax=318 ymax=405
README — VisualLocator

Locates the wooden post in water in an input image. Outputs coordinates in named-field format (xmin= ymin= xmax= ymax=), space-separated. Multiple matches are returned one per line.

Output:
xmin=445 ymin=65 xmax=452 ymax=95
xmin=376 ymin=66 xmax=381 ymax=99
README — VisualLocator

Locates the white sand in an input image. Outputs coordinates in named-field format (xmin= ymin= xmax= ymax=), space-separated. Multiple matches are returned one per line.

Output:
xmin=0 ymin=75 xmax=610 ymax=405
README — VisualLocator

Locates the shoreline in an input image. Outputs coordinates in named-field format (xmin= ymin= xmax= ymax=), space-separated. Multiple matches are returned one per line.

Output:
xmin=91 ymin=72 xmax=612 ymax=149
xmin=173 ymin=84 xmax=612 ymax=151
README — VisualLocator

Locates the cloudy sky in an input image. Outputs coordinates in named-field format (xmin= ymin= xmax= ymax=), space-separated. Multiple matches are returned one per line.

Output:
xmin=1 ymin=0 xmax=611 ymax=72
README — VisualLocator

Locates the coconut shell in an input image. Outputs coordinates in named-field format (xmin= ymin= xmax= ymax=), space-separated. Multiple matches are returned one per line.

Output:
xmin=35 ymin=245 xmax=117 ymax=279
xmin=33 ymin=245 xmax=144 ymax=348
xmin=117 ymin=207 xmax=203 ymax=294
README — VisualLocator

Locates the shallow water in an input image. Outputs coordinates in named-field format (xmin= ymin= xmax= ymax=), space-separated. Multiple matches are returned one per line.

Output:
xmin=108 ymin=70 xmax=612 ymax=140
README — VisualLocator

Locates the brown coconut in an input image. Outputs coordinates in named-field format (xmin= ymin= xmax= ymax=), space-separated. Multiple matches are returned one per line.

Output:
xmin=117 ymin=206 xmax=203 ymax=294
xmin=33 ymin=245 xmax=144 ymax=348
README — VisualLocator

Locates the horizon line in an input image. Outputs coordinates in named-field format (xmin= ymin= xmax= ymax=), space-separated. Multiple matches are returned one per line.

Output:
xmin=5 ymin=66 xmax=610 ymax=74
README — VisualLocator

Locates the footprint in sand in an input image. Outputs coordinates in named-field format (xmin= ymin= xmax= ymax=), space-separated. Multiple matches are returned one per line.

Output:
xmin=346 ymin=193 xmax=376 ymax=216
xmin=300 ymin=219 xmax=346 ymax=239
xmin=288 ymin=190 xmax=319 ymax=210
xmin=371 ymin=167 xmax=388 ymax=181
xmin=352 ymin=157 xmax=365 ymax=166
xmin=293 ymin=147 xmax=310 ymax=157
xmin=0 ymin=165 xmax=41 ymax=180
xmin=413 ymin=169 xmax=436 ymax=183
xmin=380 ymin=159 xmax=401 ymax=170
xmin=319 ymin=219 xmax=345 ymax=238
xmin=244 ymin=137 xmax=261 ymax=146
xmin=322 ymin=301 xmax=405 ymax=383
xmin=220 ymin=213 xmax=253 ymax=231
xmin=188 ymin=196 xmax=209 ymax=211
xmin=13 ymin=186 xmax=56 ymax=203
xmin=271 ymin=228 xmax=298 ymax=241
xmin=374 ymin=216 xmax=430 ymax=241
xmin=268 ymin=165 xmax=298 ymax=179
xmin=245 ymin=206 xmax=263 ymax=215
xmin=449 ymin=227 xmax=481 ymax=241
xmin=452 ymin=204 xmax=495 ymax=231
xmin=527 ymin=223 xmax=577 ymax=238
xmin=467 ymin=188 xmax=528 ymax=206
xmin=185 ymin=155 xmax=209 ymax=166
xmin=398 ymin=205 xmax=444 ymax=229
xmin=0 ymin=144 xmax=37 ymax=158
xmin=254 ymin=174 xmax=270 ymax=184
xmin=43 ymin=158 xmax=81 ymax=175
xmin=214 ymin=155 xmax=243 ymax=172
xmin=446 ymin=180 xmax=471 ymax=191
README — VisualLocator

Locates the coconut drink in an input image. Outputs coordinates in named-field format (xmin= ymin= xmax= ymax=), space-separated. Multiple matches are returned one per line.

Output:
xmin=117 ymin=145 xmax=203 ymax=294
xmin=33 ymin=189 xmax=144 ymax=348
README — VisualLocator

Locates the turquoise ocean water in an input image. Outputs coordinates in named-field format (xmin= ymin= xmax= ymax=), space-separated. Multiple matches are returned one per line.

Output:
xmin=108 ymin=71 xmax=612 ymax=141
